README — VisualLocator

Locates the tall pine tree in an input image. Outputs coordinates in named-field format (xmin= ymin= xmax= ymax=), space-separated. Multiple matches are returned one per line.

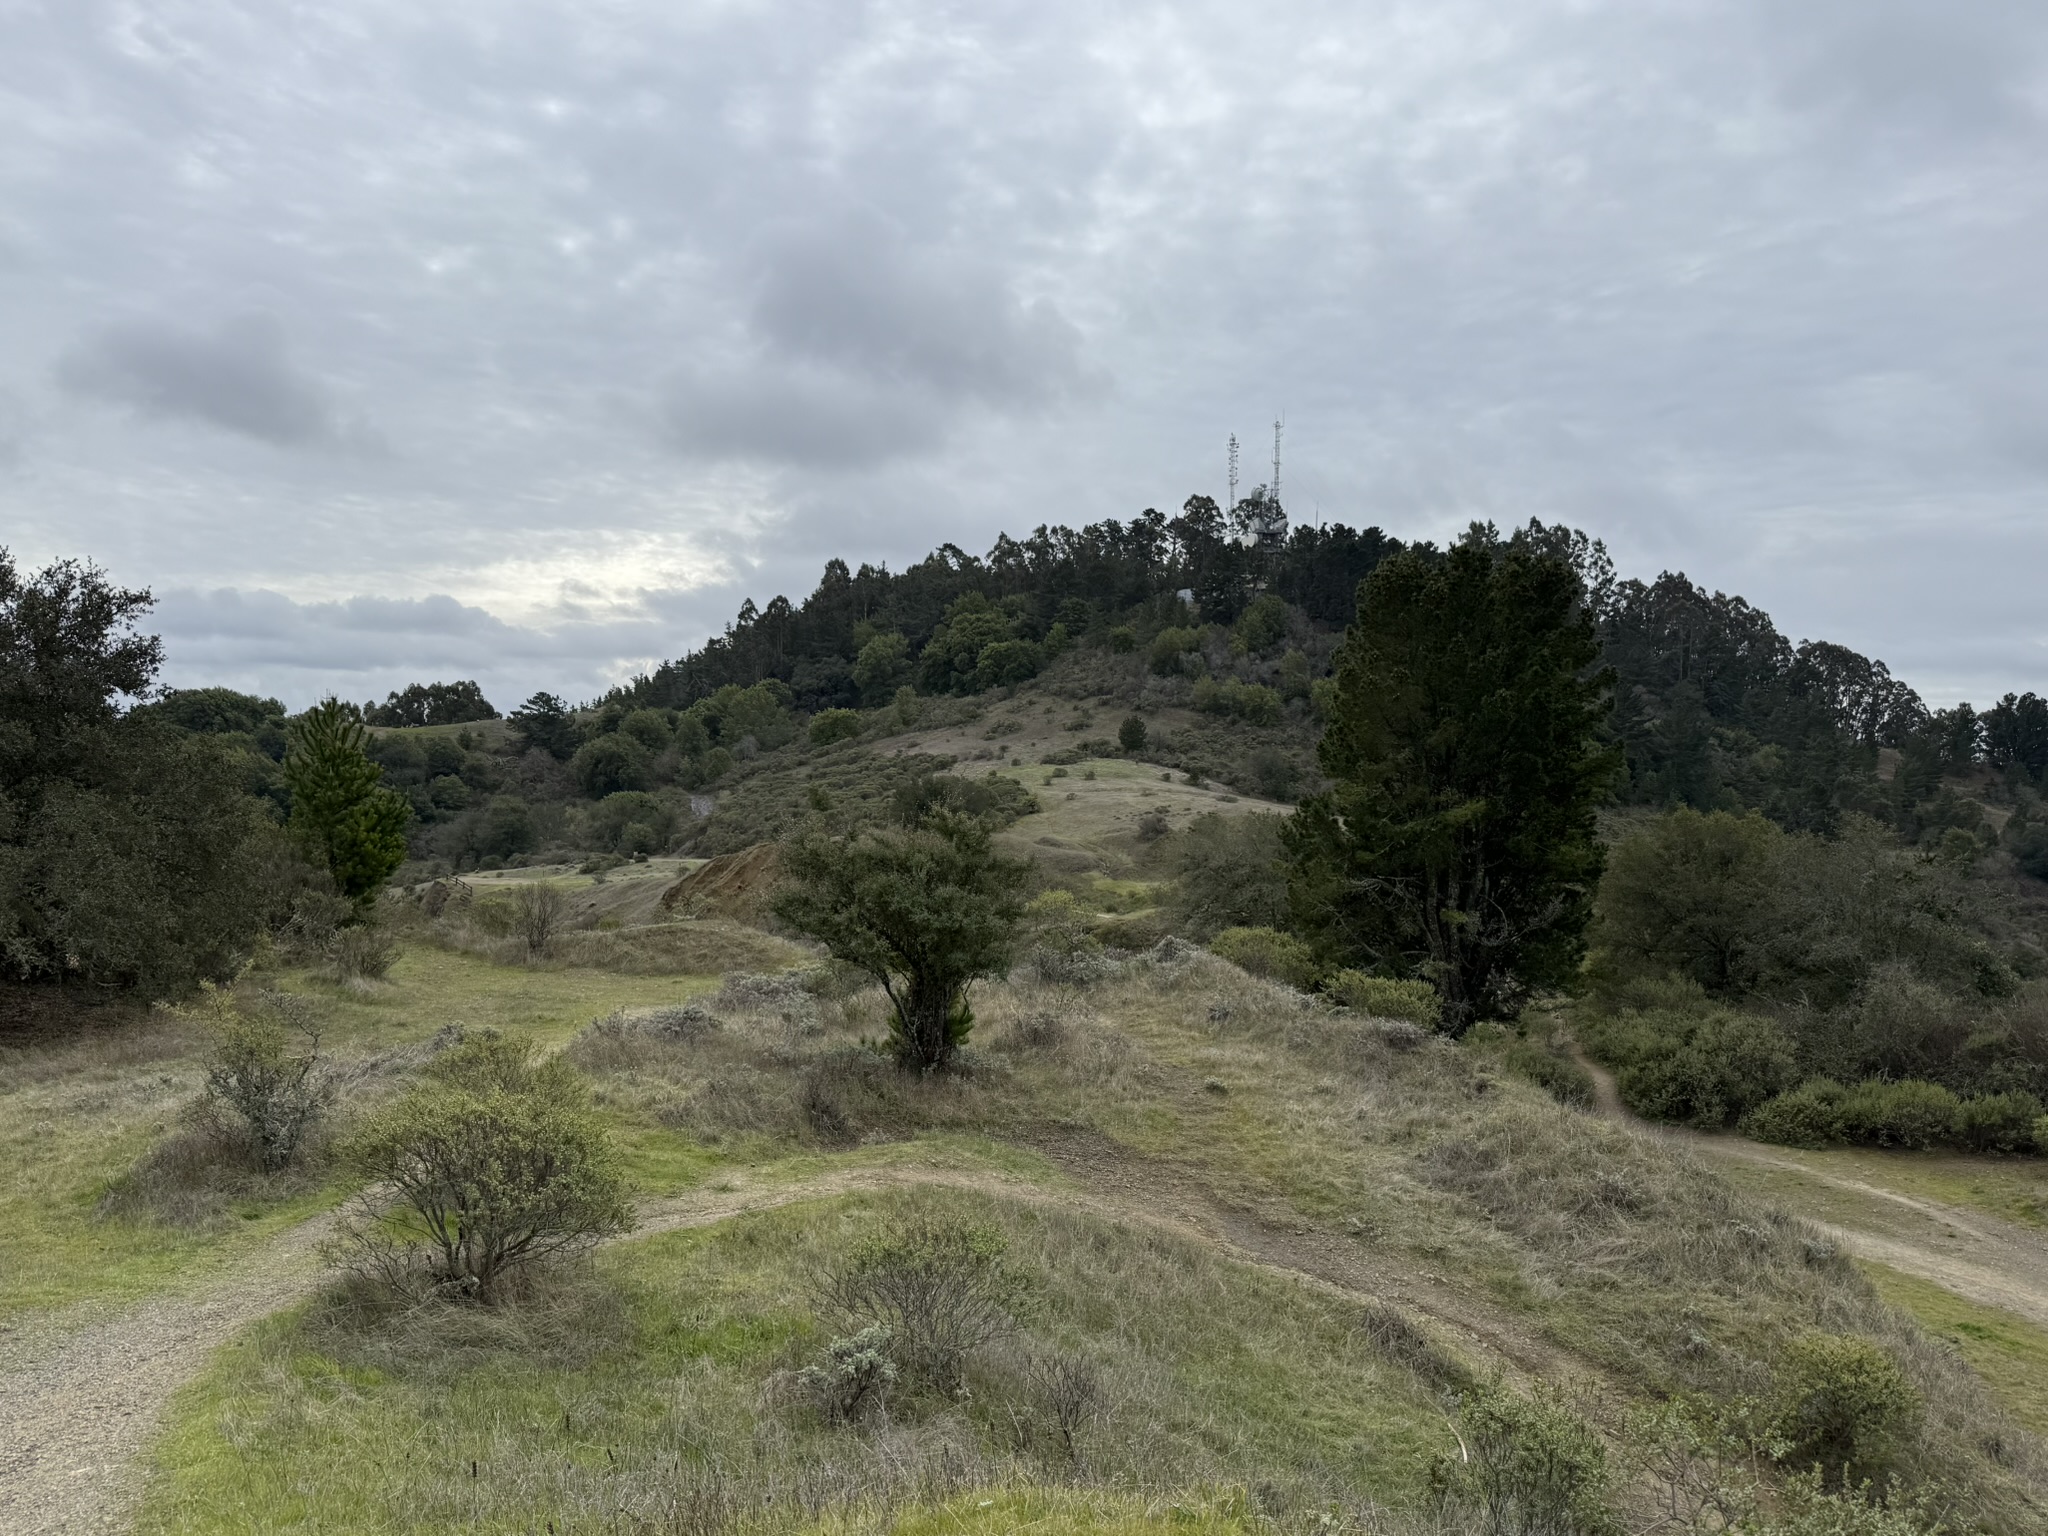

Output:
xmin=285 ymin=699 xmax=410 ymax=906
xmin=1286 ymin=528 xmax=1617 ymax=1032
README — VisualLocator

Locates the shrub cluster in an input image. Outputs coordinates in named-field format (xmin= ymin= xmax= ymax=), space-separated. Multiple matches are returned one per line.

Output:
xmin=1325 ymin=969 xmax=1442 ymax=1028
xmin=1207 ymin=926 xmax=1317 ymax=989
xmin=1190 ymin=676 xmax=1282 ymax=725
xmin=1740 ymin=1078 xmax=2045 ymax=1153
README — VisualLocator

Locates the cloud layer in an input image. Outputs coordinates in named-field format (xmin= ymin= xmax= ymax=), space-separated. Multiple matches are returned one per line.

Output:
xmin=1 ymin=0 xmax=2044 ymax=706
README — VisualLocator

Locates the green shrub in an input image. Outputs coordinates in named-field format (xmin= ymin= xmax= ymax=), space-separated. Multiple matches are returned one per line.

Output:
xmin=1742 ymin=1081 xmax=1849 ymax=1148
xmin=1432 ymin=1382 xmax=1615 ymax=1536
xmin=1770 ymin=1333 xmax=1920 ymax=1487
xmin=1118 ymin=714 xmax=1147 ymax=753
xmin=1209 ymin=926 xmax=1318 ymax=989
xmin=1610 ymin=1008 xmax=1797 ymax=1128
xmin=1956 ymin=1090 xmax=2044 ymax=1153
xmin=1148 ymin=626 xmax=1202 ymax=675
xmin=1326 ymin=969 xmax=1442 ymax=1029
xmin=1835 ymin=1079 xmax=1961 ymax=1150
xmin=1191 ymin=677 xmax=1283 ymax=725
xmin=807 ymin=708 xmax=865 ymax=746
xmin=335 ymin=1032 xmax=632 ymax=1302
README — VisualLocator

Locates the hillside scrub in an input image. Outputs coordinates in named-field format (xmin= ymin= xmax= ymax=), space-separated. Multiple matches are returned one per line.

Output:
xmin=333 ymin=1031 xmax=632 ymax=1302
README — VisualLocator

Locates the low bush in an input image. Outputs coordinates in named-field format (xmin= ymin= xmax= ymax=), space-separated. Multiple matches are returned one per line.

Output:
xmin=1589 ymin=1005 xmax=1796 ymax=1129
xmin=331 ymin=920 xmax=398 ymax=983
xmin=1208 ymin=926 xmax=1317 ymax=989
xmin=795 ymin=1325 xmax=897 ymax=1421
xmin=1836 ymin=1079 xmax=1962 ymax=1149
xmin=1503 ymin=1037 xmax=1595 ymax=1109
xmin=332 ymin=1032 xmax=632 ymax=1302
xmin=1956 ymin=1090 xmax=2044 ymax=1153
xmin=1743 ymin=1077 xmax=2022 ymax=1154
xmin=817 ymin=1211 xmax=1014 ymax=1393
xmin=1431 ymin=1382 xmax=1615 ymax=1536
xmin=1769 ymin=1332 xmax=1920 ymax=1487
xmin=1190 ymin=677 xmax=1282 ymax=726
xmin=1326 ymin=970 xmax=1442 ymax=1029
xmin=197 ymin=988 xmax=333 ymax=1172
xmin=808 ymin=708 xmax=864 ymax=747
xmin=1741 ymin=1080 xmax=1848 ymax=1148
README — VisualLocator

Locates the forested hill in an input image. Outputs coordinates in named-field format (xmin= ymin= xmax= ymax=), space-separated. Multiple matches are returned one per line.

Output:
xmin=604 ymin=498 xmax=2048 ymax=831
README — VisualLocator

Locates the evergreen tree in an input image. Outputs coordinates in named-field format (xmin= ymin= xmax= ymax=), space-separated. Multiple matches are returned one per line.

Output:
xmin=1286 ymin=528 xmax=1617 ymax=1033
xmin=285 ymin=699 xmax=410 ymax=904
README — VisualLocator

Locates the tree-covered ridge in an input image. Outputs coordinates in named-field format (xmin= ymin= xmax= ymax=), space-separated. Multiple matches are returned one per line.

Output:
xmin=602 ymin=503 xmax=2045 ymax=837
xmin=608 ymin=502 xmax=1400 ymax=716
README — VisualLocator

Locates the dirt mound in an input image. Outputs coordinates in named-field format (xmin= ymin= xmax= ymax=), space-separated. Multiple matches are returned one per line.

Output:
xmin=658 ymin=842 xmax=782 ymax=923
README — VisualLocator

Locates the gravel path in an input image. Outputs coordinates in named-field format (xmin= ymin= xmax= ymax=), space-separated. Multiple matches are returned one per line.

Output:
xmin=0 ymin=1214 xmax=337 ymax=1536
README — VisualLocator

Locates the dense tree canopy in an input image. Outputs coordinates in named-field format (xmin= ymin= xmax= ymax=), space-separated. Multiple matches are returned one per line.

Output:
xmin=1 ymin=551 xmax=277 ymax=993
xmin=1287 ymin=527 xmax=1618 ymax=1032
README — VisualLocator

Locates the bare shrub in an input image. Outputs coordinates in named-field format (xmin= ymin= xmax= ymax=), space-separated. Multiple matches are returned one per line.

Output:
xmin=819 ymin=1211 xmax=1014 ymax=1393
xmin=513 ymin=880 xmax=568 ymax=958
xmin=197 ymin=988 xmax=333 ymax=1172
xmin=1008 ymin=1009 xmax=1067 ymax=1054
xmin=1029 ymin=1352 xmax=1106 ymax=1468
xmin=331 ymin=921 xmax=398 ymax=984
xmin=796 ymin=1325 xmax=898 ymax=1422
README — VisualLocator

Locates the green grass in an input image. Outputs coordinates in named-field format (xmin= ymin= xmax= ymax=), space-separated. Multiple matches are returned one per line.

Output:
xmin=137 ymin=1188 xmax=1447 ymax=1534
xmin=1859 ymin=1261 xmax=2048 ymax=1436
xmin=0 ymin=947 xmax=722 ymax=1319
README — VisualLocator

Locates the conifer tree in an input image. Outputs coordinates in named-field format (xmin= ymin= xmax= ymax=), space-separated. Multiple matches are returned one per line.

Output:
xmin=285 ymin=698 xmax=410 ymax=905
xmin=1287 ymin=528 xmax=1617 ymax=1033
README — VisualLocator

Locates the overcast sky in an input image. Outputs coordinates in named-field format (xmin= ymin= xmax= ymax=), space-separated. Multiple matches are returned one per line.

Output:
xmin=3 ymin=1 xmax=2045 ymax=710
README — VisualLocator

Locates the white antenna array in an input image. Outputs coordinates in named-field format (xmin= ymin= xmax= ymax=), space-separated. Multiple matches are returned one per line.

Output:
xmin=1271 ymin=417 xmax=1283 ymax=510
xmin=1227 ymin=433 xmax=1239 ymax=517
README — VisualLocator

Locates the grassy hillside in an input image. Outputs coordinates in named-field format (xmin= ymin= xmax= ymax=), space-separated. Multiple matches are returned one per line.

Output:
xmin=2 ymin=938 xmax=2020 ymax=1533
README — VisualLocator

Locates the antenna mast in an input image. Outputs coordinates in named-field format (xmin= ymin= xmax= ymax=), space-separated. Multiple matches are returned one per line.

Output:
xmin=1271 ymin=417 xmax=1283 ymax=511
xmin=1227 ymin=433 xmax=1240 ymax=519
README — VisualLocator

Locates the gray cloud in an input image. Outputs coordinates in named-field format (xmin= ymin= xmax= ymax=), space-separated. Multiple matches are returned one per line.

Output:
xmin=55 ymin=314 xmax=363 ymax=448
xmin=659 ymin=209 xmax=1096 ymax=467
xmin=4 ymin=0 xmax=2047 ymax=707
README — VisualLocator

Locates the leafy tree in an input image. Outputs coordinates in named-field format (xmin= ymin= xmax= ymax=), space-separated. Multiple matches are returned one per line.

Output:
xmin=1984 ymin=691 xmax=2048 ymax=784
xmin=1 ymin=551 xmax=277 ymax=993
xmin=852 ymin=630 xmax=912 ymax=703
xmin=1287 ymin=529 xmax=1617 ymax=1033
xmin=285 ymin=700 xmax=411 ymax=905
xmin=1593 ymin=810 xmax=1782 ymax=993
xmin=365 ymin=679 xmax=497 ymax=728
xmin=775 ymin=807 xmax=1029 ymax=1071
xmin=508 ymin=691 xmax=578 ymax=759
xmin=1117 ymin=714 xmax=1147 ymax=753
xmin=570 ymin=732 xmax=651 ymax=796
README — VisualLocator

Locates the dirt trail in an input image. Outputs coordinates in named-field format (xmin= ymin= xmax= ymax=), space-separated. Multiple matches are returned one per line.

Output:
xmin=0 ymin=1214 xmax=339 ymax=1536
xmin=1568 ymin=1044 xmax=2048 ymax=1330
xmin=3 ymin=1141 xmax=1547 ymax=1536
